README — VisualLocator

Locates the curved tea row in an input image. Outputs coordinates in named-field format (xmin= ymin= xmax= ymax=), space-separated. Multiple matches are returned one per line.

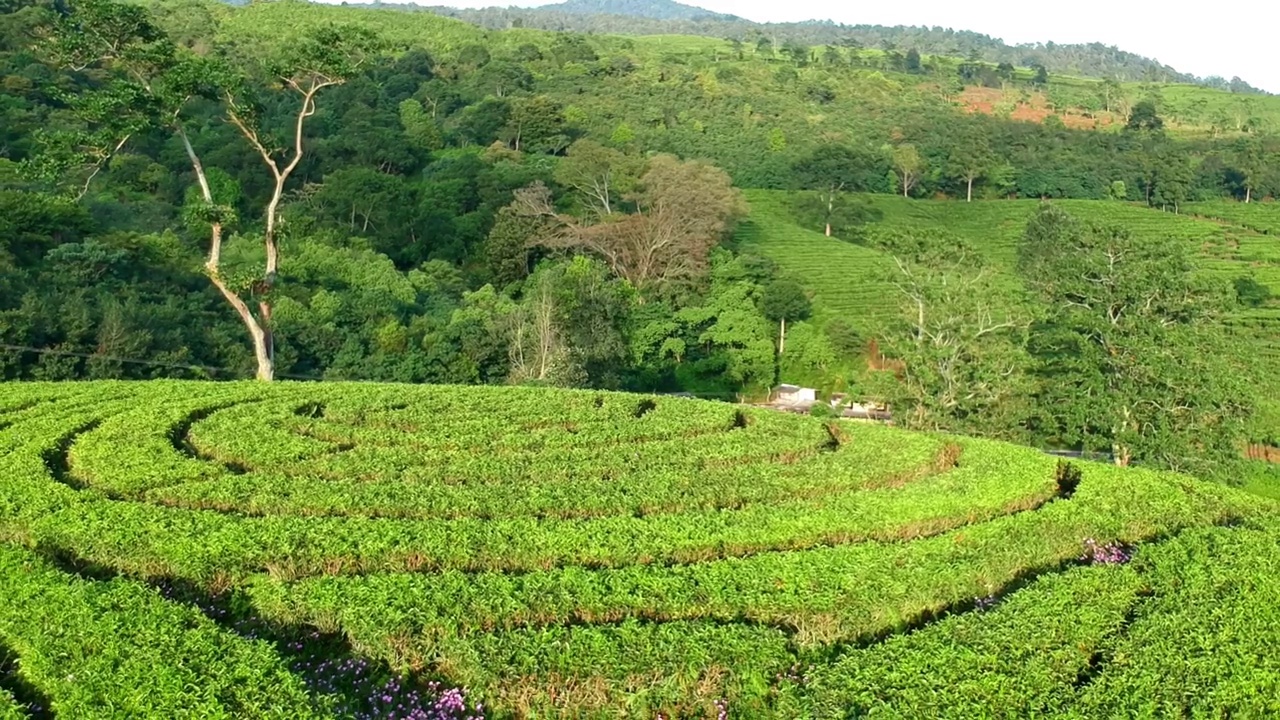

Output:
xmin=0 ymin=381 xmax=1276 ymax=718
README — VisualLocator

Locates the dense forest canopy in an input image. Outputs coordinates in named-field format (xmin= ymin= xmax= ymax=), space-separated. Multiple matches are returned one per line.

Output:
xmin=1 ymin=0 xmax=1277 ymax=480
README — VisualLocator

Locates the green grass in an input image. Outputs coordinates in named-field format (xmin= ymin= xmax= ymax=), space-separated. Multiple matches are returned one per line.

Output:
xmin=1243 ymin=464 xmax=1280 ymax=501
xmin=1148 ymin=84 xmax=1280 ymax=135
xmin=735 ymin=193 xmax=899 ymax=325
xmin=1 ymin=381 xmax=1277 ymax=717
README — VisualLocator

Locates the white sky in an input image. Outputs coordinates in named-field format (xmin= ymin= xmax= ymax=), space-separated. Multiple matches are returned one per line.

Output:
xmin=317 ymin=0 xmax=1280 ymax=93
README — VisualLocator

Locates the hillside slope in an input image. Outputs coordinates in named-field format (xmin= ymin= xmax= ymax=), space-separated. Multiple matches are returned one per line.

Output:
xmin=1 ymin=381 xmax=1277 ymax=717
xmin=418 ymin=1 xmax=1264 ymax=90
xmin=185 ymin=0 xmax=1280 ymax=187
xmin=737 ymin=191 xmax=1280 ymax=441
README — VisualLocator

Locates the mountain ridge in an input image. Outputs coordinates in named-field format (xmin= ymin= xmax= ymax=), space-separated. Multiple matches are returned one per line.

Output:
xmin=533 ymin=0 xmax=741 ymax=21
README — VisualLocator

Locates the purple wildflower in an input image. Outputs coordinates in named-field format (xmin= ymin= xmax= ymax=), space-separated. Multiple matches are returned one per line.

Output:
xmin=1080 ymin=538 xmax=1133 ymax=565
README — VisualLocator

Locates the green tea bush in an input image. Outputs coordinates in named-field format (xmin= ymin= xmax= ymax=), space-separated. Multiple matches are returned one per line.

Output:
xmin=0 ymin=381 xmax=1275 ymax=718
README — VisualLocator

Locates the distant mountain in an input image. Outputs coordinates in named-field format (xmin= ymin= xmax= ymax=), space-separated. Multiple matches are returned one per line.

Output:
xmin=535 ymin=0 xmax=740 ymax=21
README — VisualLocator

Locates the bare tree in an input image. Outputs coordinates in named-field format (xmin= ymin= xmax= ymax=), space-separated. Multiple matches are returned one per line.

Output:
xmin=515 ymin=155 xmax=746 ymax=295
xmin=216 ymin=25 xmax=378 ymax=379
xmin=552 ymin=139 xmax=642 ymax=218
xmin=507 ymin=278 xmax=579 ymax=386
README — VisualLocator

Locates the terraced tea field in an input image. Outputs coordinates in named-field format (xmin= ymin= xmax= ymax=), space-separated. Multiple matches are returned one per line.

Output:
xmin=738 ymin=191 xmax=1280 ymax=439
xmin=1 ymin=381 xmax=1278 ymax=718
xmin=1187 ymin=199 xmax=1280 ymax=235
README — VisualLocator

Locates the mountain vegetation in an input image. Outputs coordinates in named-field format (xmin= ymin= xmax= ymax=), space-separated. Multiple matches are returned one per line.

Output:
xmin=2 ymin=0 xmax=1279 ymax=472
xmin=413 ymin=0 xmax=1268 ymax=91
xmin=528 ymin=0 xmax=740 ymax=21
xmin=3 ymin=0 xmax=1280 ymax=715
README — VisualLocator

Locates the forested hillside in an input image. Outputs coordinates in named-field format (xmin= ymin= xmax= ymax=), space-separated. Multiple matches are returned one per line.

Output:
xmin=1 ymin=0 xmax=1278 ymax=484
xmin=531 ymin=0 xmax=739 ymax=21
xmin=415 ymin=0 xmax=1266 ymax=91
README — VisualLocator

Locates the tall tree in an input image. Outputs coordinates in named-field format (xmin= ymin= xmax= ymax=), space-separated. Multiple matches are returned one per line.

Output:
xmin=37 ymin=0 xmax=380 ymax=380
xmin=759 ymin=278 xmax=811 ymax=354
xmin=398 ymin=98 xmax=443 ymax=152
xmin=501 ymin=94 xmax=567 ymax=154
xmin=904 ymin=48 xmax=922 ymax=74
xmin=948 ymin=131 xmax=996 ymax=202
xmin=791 ymin=190 xmax=874 ymax=239
xmin=891 ymin=144 xmax=924 ymax=198
xmin=1018 ymin=205 xmax=1251 ymax=477
xmin=792 ymin=143 xmax=888 ymax=196
xmin=1150 ymin=149 xmax=1193 ymax=212
xmin=552 ymin=139 xmax=642 ymax=218
xmin=1231 ymin=135 xmax=1265 ymax=203
xmin=1100 ymin=76 xmax=1125 ymax=114
xmin=1125 ymin=99 xmax=1164 ymax=132
xmin=867 ymin=229 xmax=1031 ymax=437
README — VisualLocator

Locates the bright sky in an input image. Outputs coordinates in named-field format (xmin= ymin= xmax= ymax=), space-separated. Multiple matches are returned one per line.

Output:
xmin=318 ymin=0 xmax=1279 ymax=93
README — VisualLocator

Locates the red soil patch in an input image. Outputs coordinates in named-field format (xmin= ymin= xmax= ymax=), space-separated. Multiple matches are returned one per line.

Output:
xmin=956 ymin=86 xmax=1117 ymax=130
xmin=1247 ymin=444 xmax=1280 ymax=464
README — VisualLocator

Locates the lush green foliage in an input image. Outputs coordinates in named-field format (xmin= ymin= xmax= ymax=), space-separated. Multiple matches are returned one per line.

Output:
xmin=739 ymin=190 xmax=1280 ymax=456
xmin=0 ymin=689 xmax=24 ymax=720
xmin=3 ymin=0 xmax=1279 ymax=401
xmin=426 ymin=2 xmax=1269 ymax=91
xmin=0 ymin=545 xmax=324 ymax=718
xmin=0 ymin=381 xmax=1276 ymax=717
xmin=779 ymin=521 xmax=1280 ymax=717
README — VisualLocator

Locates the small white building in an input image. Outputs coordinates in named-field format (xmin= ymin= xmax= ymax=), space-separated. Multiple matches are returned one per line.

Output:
xmin=774 ymin=384 xmax=817 ymax=406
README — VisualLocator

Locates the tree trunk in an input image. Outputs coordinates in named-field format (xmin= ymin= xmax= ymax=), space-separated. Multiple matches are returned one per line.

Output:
xmin=967 ymin=176 xmax=974 ymax=202
xmin=208 ymin=269 xmax=274 ymax=381
xmin=1246 ymin=186 xmax=1252 ymax=203
xmin=825 ymin=222 xmax=832 ymax=237
xmin=180 ymin=126 xmax=274 ymax=381
xmin=225 ymin=79 xmax=339 ymax=382
xmin=1113 ymin=444 xmax=1131 ymax=467
xmin=779 ymin=317 xmax=786 ymax=355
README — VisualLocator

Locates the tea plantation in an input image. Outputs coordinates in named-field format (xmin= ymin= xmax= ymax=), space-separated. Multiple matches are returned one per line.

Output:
xmin=737 ymin=191 xmax=1280 ymax=447
xmin=1 ymin=381 xmax=1278 ymax=718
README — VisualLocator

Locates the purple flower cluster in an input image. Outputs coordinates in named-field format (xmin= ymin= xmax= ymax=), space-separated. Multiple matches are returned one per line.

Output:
xmin=292 ymin=655 xmax=482 ymax=720
xmin=1081 ymin=538 xmax=1133 ymax=565
xmin=774 ymin=662 xmax=810 ymax=686
xmin=974 ymin=594 xmax=999 ymax=612
xmin=155 ymin=581 xmax=483 ymax=719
